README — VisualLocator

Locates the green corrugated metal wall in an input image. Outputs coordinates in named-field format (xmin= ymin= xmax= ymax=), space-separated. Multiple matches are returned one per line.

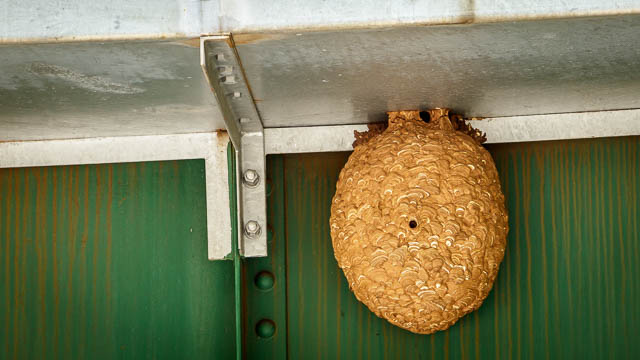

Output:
xmin=1 ymin=136 xmax=639 ymax=359
xmin=0 ymin=160 xmax=236 ymax=360
xmin=245 ymin=136 xmax=640 ymax=359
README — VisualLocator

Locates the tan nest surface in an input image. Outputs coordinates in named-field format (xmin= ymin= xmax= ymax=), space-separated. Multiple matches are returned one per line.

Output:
xmin=330 ymin=109 xmax=508 ymax=334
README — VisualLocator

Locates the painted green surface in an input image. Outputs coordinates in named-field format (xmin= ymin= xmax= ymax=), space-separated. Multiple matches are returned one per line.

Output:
xmin=0 ymin=160 xmax=236 ymax=360
xmin=269 ymin=136 xmax=640 ymax=359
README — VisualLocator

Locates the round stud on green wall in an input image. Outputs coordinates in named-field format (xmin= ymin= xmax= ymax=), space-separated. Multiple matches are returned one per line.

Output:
xmin=254 ymin=271 xmax=275 ymax=290
xmin=256 ymin=319 xmax=276 ymax=338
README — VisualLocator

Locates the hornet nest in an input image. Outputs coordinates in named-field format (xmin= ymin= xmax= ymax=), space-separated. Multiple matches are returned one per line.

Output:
xmin=330 ymin=109 xmax=508 ymax=334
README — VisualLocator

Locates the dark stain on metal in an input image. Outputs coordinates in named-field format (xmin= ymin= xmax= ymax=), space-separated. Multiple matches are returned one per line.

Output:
xmin=233 ymin=33 xmax=292 ymax=46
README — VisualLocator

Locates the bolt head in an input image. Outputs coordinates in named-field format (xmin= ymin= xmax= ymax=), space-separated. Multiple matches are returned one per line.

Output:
xmin=243 ymin=169 xmax=260 ymax=187
xmin=245 ymin=220 xmax=261 ymax=237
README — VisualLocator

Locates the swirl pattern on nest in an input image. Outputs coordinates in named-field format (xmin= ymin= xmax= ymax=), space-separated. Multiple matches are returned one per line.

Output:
xmin=330 ymin=110 xmax=508 ymax=334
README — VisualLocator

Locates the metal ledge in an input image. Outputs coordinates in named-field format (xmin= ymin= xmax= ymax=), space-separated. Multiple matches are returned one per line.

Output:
xmin=264 ymin=109 xmax=640 ymax=154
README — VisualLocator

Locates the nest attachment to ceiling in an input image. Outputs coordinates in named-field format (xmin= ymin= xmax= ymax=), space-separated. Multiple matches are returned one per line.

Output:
xmin=330 ymin=109 xmax=508 ymax=334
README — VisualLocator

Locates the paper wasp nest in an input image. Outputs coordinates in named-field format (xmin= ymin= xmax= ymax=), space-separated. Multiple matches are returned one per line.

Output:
xmin=330 ymin=109 xmax=508 ymax=334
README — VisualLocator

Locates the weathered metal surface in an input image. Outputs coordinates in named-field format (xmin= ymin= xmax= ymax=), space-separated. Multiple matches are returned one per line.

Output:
xmin=4 ymin=15 xmax=640 ymax=144
xmin=2 ymin=0 xmax=639 ymax=42
xmin=275 ymin=136 xmax=640 ymax=359
xmin=0 ymin=160 xmax=236 ymax=359
xmin=0 ymin=41 xmax=225 ymax=141
xmin=235 ymin=15 xmax=640 ymax=127
xmin=0 ymin=0 xmax=219 ymax=43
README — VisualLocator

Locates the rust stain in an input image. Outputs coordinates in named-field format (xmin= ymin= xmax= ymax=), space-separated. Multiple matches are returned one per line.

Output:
xmin=602 ymin=144 xmax=612 ymax=354
xmin=549 ymin=147 xmax=560 ymax=341
xmin=474 ymin=311 xmax=480 ymax=360
xmin=573 ymin=144 xmax=584 ymax=344
xmin=78 ymin=166 xmax=90 ymax=360
xmin=593 ymin=144 xmax=604 ymax=356
xmin=614 ymin=143 xmax=627 ymax=334
xmin=178 ymin=37 xmax=200 ymax=48
xmin=91 ymin=166 xmax=102 ymax=344
xmin=521 ymin=149 xmax=533 ymax=360
xmin=63 ymin=166 xmax=75 ymax=356
xmin=512 ymin=152 xmax=522 ymax=359
xmin=3 ymin=169 xmax=12 ymax=357
xmin=560 ymin=146 xmax=572 ymax=335
xmin=12 ymin=170 xmax=21 ymax=357
xmin=335 ymin=266 xmax=341 ymax=360
xmin=627 ymin=138 xmax=640 ymax=321
xmin=501 ymin=153 xmax=513 ymax=360
xmin=459 ymin=317 xmax=466 ymax=359
xmin=13 ymin=169 xmax=26 ymax=356
xmin=106 ymin=164 xmax=113 ymax=318
xmin=534 ymin=150 xmax=550 ymax=358
xmin=232 ymin=33 xmax=292 ymax=45
xmin=52 ymin=168 xmax=59 ymax=360
xmin=81 ymin=167 xmax=89 ymax=248
xmin=18 ymin=169 xmax=27 ymax=359
xmin=444 ymin=329 xmax=450 ymax=359
xmin=585 ymin=143 xmax=596 ymax=348
xmin=605 ymin=145 xmax=616 ymax=345
xmin=35 ymin=168 xmax=47 ymax=354
xmin=494 ymin=267 xmax=500 ymax=359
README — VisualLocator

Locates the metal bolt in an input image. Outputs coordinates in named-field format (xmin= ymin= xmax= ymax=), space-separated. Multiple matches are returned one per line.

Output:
xmin=243 ymin=169 xmax=260 ymax=187
xmin=245 ymin=220 xmax=261 ymax=237
xmin=214 ymin=53 xmax=225 ymax=61
xmin=232 ymin=91 xmax=242 ymax=98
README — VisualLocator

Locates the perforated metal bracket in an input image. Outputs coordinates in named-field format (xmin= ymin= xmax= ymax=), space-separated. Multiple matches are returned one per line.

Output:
xmin=201 ymin=35 xmax=267 ymax=257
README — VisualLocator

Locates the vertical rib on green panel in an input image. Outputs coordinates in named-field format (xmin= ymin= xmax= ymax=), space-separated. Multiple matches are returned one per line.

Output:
xmin=243 ymin=155 xmax=288 ymax=359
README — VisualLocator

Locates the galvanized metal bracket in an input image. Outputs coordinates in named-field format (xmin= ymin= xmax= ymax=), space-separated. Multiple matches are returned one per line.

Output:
xmin=201 ymin=35 xmax=267 ymax=257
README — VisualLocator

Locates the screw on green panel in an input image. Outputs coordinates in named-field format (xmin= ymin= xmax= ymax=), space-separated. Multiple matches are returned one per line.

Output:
xmin=254 ymin=271 xmax=275 ymax=290
xmin=256 ymin=319 xmax=276 ymax=339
